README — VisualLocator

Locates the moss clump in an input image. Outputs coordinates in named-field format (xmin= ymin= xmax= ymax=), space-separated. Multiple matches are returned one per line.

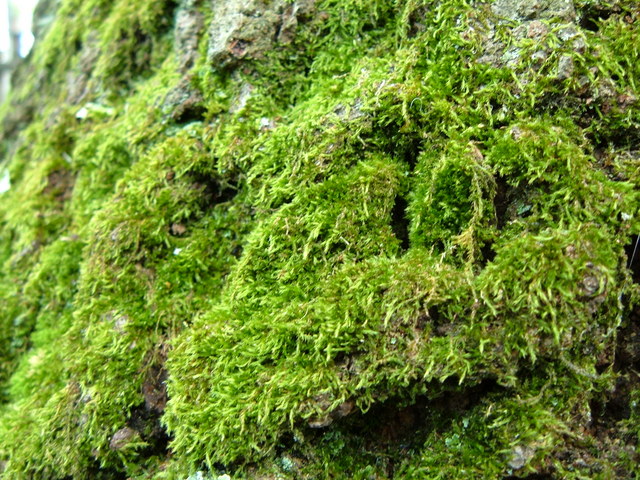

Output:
xmin=1 ymin=0 xmax=640 ymax=478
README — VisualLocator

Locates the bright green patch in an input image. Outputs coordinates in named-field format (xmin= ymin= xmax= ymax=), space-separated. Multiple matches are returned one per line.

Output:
xmin=1 ymin=0 xmax=639 ymax=478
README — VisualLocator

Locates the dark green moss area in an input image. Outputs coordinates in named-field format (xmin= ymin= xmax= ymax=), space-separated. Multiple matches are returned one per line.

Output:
xmin=1 ymin=0 xmax=640 ymax=478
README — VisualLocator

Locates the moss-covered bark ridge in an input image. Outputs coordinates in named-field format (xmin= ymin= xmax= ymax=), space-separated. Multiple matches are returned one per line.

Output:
xmin=0 ymin=0 xmax=639 ymax=478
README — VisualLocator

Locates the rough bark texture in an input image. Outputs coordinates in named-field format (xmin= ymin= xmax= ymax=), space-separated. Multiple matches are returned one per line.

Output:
xmin=0 ymin=0 xmax=639 ymax=478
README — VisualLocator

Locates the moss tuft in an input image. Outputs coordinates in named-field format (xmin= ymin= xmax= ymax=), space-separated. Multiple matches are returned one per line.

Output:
xmin=1 ymin=0 xmax=639 ymax=478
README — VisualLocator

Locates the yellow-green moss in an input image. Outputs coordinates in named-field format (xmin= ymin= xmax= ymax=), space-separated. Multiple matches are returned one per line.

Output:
xmin=1 ymin=0 xmax=639 ymax=478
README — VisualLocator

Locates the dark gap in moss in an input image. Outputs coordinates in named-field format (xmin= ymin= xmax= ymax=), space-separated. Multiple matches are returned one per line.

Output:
xmin=173 ymin=103 xmax=207 ymax=124
xmin=625 ymin=235 xmax=640 ymax=283
xmin=415 ymin=310 xmax=430 ymax=331
xmin=579 ymin=15 xmax=600 ymax=32
xmin=291 ymin=380 xmax=502 ymax=477
xmin=429 ymin=306 xmax=462 ymax=337
xmin=272 ymin=12 xmax=284 ymax=44
xmin=488 ymin=98 xmax=500 ymax=112
xmin=132 ymin=29 xmax=153 ymax=72
xmin=615 ymin=305 xmax=640 ymax=371
xmin=591 ymin=373 xmax=637 ymax=424
xmin=163 ymin=76 xmax=206 ymax=123
xmin=360 ymin=23 xmax=377 ymax=34
xmin=534 ymin=92 xmax=570 ymax=118
xmin=587 ymin=305 xmax=640 ymax=455
xmin=84 ymin=463 xmax=127 ymax=480
xmin=580 ymin=101 xmax=640 ymax=148
xmin=576 ymin=106 xmax=600 ymax=130
xmin=141 ymin=343 xmax=168 ymax=414
xmin=231 ymin=244 xmax=243 ymax=259
xmin=431 ymin=240 xmax=445 ymax=255
xmin=480 ymin=242 xmax=497 ymax=266
xmin=599 ymin=125 xmax=640 ymax=151
xmin=592 ymin=146 xmax=608 ymax=164
xmin=578 ymin=5 xmax=616 ymax=32
xmin=126 ymin=403 xmax=171 ymax=460
xmin=391 ymin=194 xmax=410 ymax=251
xmin=403 ymin=138 xmax=422 ymax=172
xmin=189 ymin=173 xmax=239 ymax=207
xmin=406 ymin=5 xmax=429 ymax=38
xmin=365 ymin=118 xmax=421 ymax=172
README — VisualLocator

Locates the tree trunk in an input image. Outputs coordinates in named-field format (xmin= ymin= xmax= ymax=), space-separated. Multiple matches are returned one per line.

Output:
xmin=0 ymin=0 xmax=639 ymax=478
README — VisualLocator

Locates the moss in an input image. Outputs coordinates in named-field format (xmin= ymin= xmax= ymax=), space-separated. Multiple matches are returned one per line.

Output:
xmin=409 ymin=140 xmax=496 ymax=262
xmin=1 ymin=0 xmax=639 ymax=478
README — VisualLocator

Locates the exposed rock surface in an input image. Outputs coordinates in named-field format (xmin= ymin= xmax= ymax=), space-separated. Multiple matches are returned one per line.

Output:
xmin=109 ymin=427 xmax=139 ymax=451
xmin=175 ymin=0 xmax=205 ymax=72
xmin=491 ymin=0 xmax=576 ymax=21
xmin=208 ymin=0 xmax=315 ymax=68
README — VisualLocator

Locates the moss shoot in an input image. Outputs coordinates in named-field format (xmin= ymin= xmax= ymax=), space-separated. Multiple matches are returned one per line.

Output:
xmin=0 ymin=0 xmax=639 ymax=478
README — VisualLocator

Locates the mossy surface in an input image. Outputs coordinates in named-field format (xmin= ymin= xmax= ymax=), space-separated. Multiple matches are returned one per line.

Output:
xmin=1 ymin=0 xmax=639 ymax=478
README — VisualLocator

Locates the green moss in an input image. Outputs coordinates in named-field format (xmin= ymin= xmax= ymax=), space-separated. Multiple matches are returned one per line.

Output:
xmin=1 ymin=0 xmax=639 ymax=478
xmin=409 ymin=140 xmax=496 ymax=262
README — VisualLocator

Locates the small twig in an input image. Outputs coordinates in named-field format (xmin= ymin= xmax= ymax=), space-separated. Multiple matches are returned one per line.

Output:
xmin=560 ymin=355 xmax=601 ymax=380
xmin=628 ymin=234 xmax=640 ymax=269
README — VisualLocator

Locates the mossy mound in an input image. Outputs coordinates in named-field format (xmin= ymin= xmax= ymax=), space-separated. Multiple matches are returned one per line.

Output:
xmin=1 ymin=0 xmax=639 ymax=478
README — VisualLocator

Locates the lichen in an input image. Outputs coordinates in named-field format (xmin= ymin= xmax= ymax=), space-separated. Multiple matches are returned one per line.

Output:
xmin=0 ymin=0 xmax=639 ymax=478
